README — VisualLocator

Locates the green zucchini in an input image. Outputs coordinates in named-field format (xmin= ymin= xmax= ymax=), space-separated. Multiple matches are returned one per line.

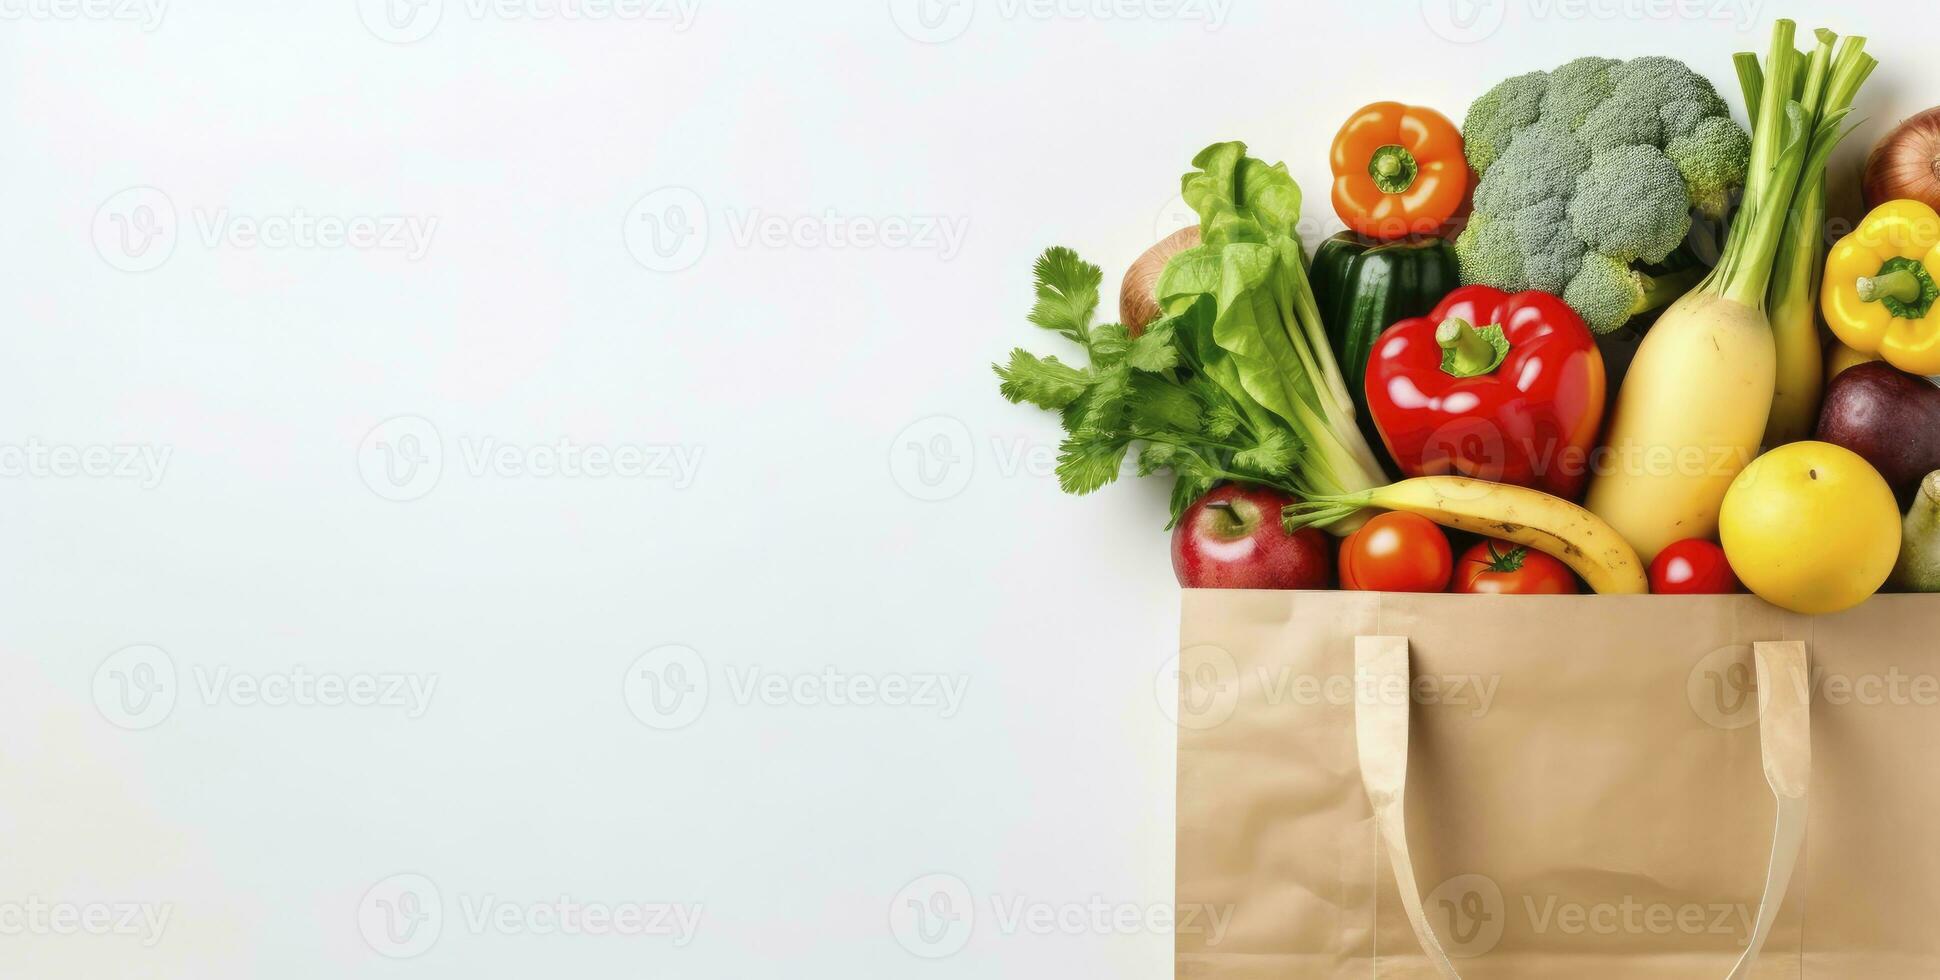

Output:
xmin=1310 ymin=232 xmax=1459 ymax=468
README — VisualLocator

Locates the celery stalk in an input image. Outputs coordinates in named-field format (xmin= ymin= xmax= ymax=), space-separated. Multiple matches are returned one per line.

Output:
xmin=1760 ymin=30 xmax=1876 ymax=445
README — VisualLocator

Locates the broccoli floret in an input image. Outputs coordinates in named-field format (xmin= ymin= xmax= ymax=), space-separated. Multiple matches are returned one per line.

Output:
xmin=1576 ymin=95 xmax=1664 ymax=154
xmin=1608 ymin=56 xmax=1713 ymax=108
xmin=1659 ymin=85 xmax=1730 ymax=143
xmin=1456 ymin=54 xmax=1748 ymax=333
xmin=1539 ymin=57 xmax=1618 ymax=130
xmin=1562 ymin=253 xmax=1644 ymax=334
xmin=1463 ymin=70 xmax=1548 ymax=174
xmin=1569 ymin=146 xmax=1691 ymax=264
xmin=1472 ymin=121 xmax=1590 ymax=215
xmin=1611 ymin=55 xmax=1732 ymax=141
xmin=1511 ymin=198 xmax=1587 ymax=294
xmin=1667 ymin=115 xmax=1752 ymax=220
xmin=1454 ymin=213 xmax=1529 ymax=292
xmin=1564 ymin=252 xmax=1707 ymax=335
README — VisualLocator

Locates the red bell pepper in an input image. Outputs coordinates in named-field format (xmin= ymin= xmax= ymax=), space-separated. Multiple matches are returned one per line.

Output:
xmin=1364 ymin=285 xmax=1606 ymax=499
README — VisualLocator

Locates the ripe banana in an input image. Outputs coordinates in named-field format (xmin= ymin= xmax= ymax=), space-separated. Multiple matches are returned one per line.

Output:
xmin=1287 ymin=476 xmax=1649 ymax=594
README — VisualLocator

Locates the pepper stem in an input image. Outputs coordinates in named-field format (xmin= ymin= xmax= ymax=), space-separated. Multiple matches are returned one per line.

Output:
xmin=1859 ymin=267 xmax=1923 ymax=304
xmin=1367 ymin=145 xmax=1419 ymax=195
xmin=1436 ymin=317 xmax=1510 ymax=378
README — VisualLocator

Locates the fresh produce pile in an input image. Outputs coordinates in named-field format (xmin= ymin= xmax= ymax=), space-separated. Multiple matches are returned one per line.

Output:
xmin=996 ymin=19 xmax=1940 ymax=616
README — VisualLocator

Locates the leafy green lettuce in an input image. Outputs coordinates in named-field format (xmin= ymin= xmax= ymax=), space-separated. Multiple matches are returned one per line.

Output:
xmin=1159 ymin=142 xmax=1386 ymax=499
xmin=993 ymin=142 xmax=1389 ymax=528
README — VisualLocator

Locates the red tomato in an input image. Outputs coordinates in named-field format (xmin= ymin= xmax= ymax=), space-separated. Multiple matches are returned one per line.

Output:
xmin=1649 ymin=539 xmax=1741 ymax=594
xmin=1338 ymin=526 xmax=1365 ymax=590
xmin=1453 ymin=539 xmax=1578 ymax=594
xmin=1339 ymin=512 xmax=1452 ymax=593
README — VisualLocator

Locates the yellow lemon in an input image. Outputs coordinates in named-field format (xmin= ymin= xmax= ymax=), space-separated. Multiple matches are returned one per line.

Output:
xmin=1720 ymin=441 xmax=1900 ymax=614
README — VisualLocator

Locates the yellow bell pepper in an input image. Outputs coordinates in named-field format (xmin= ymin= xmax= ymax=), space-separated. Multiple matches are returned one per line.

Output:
xmin=1823 ymin=200 xmax=1940 ymax=375
xmin=1825 ymin=340 xmax=1881 ymax=385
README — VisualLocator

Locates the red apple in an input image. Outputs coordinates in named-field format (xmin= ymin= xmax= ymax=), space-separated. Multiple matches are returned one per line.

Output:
xmin=1171 ymin=484 xmax=1331 ymax=589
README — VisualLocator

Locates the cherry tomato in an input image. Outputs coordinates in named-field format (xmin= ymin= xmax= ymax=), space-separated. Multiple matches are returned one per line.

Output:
xmin=1649 ymin=539 xmax=1741 ymax=595
xmin=1339 ymin=512 xmax=1452 ymax=593
xmin=1453 ymin=539 xmax=1577 ymax=594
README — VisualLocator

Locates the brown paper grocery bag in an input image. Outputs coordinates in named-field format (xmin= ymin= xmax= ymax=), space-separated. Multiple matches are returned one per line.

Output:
xmin=1175 ymin=590 xmax=1940 ymax=979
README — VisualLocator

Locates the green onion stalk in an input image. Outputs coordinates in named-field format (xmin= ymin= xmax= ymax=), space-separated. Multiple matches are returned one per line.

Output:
xmin=1736 ymin=28 xmax=1877 ymax=445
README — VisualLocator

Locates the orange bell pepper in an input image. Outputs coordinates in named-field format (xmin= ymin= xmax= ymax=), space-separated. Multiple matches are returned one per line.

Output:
xmin=1329 ymin=102 xmax=1469 ymax=241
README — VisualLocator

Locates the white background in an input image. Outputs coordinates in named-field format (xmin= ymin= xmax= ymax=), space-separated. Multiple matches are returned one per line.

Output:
xmin=0 ymin=0 xmax=1930 ymax=976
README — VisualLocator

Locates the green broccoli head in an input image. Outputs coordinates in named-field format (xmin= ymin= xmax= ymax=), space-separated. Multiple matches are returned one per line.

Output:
xmin=1457 ymin=54 xmax=1747 ymax=332
xmin=1569 ymin=146 xmax=1691 ymax=265
xmin=1462 ymin=70 xmax=1548 ymax=174
xmin=1667 ymin=115 xmax=1752 ymax=220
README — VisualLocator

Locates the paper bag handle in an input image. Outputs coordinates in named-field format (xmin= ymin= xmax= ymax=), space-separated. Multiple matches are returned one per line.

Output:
xmin=1353 ymin=636 xmax=1811 ymax=980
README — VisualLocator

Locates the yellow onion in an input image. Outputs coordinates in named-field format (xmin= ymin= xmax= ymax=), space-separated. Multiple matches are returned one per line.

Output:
xmin=1863 ymin=107 xmax=1940 ymax=211
xmin=1118 ymin=226 xmax=1198 ymax=336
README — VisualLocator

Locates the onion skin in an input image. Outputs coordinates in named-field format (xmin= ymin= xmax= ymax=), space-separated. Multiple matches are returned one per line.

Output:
xmin=1119 ymin=225 xmax=1199 ymax=336
xmin=1863 ymin=107 xmax=1940 ymax=211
